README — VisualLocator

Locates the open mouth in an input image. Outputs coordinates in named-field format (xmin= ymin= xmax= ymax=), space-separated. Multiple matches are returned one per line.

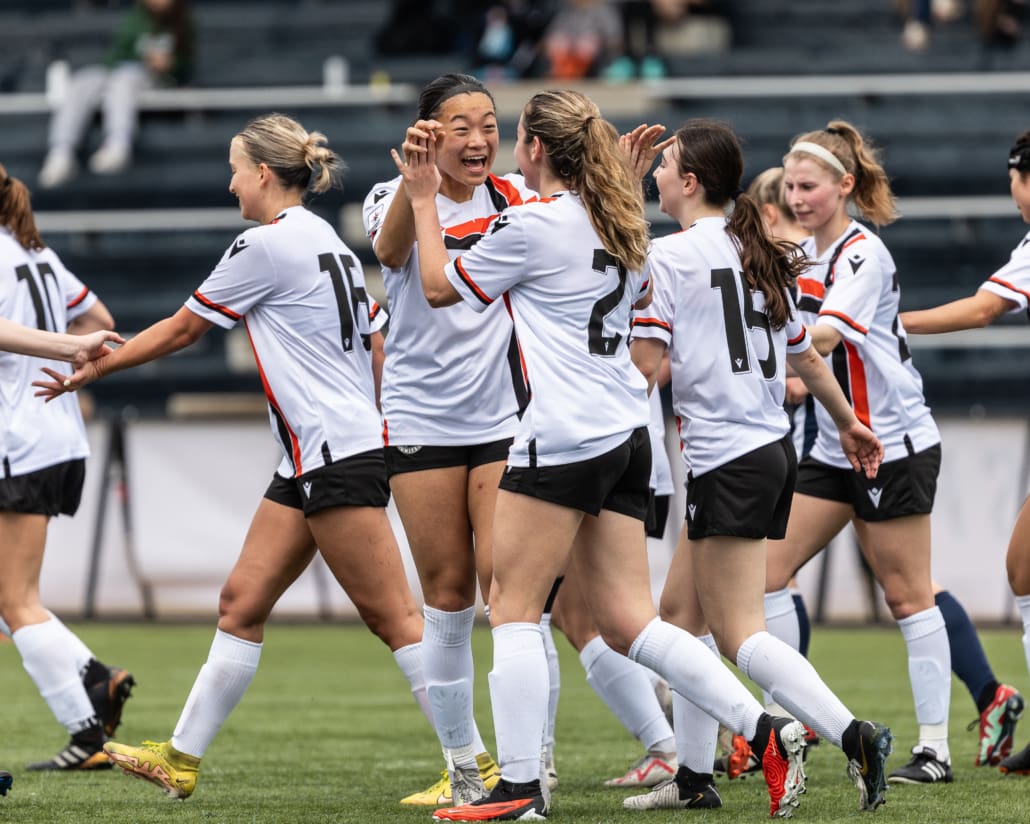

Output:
xmin=462 ymin=155 xmax=488 ymax=174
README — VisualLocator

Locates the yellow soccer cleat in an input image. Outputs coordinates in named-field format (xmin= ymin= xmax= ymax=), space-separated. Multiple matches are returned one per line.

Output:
xmin=104 ymin=739 xmax=200 ymax=799
xmin=401 ymin=753 xmax=502 ymax=806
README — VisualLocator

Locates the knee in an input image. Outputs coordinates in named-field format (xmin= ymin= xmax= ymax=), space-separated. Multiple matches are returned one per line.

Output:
xmin=217 ymin=583 xmax=271 ymax=637
xmin=358 ymin=600 xmax=423 ymax=651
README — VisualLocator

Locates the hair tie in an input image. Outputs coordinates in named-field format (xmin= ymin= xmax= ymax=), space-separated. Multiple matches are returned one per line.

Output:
xmin=824 ymin=126 xmax=843 ymax=136
xmin=730 ymin=187 xmax=743 ymax=200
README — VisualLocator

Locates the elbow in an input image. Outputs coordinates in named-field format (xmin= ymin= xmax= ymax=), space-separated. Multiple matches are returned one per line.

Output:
xmin=424 ymin=287 xmax=452 ymax=308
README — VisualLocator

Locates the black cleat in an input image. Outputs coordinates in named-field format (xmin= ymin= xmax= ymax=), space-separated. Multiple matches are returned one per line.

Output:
xmin=87 ymin=665 xmax=136 ymax=737
xmin=843 ymin=719 xmax=893 ymax=810
xmin=887 ymin=745 xmax=952 ymax=785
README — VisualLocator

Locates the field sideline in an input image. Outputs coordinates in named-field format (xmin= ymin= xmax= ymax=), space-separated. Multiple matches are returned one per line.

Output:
xmin=2 ymin=624 xmax=1030 ymax=823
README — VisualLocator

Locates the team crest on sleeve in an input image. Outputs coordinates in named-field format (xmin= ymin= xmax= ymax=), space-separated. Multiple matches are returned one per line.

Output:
xmin=372 ymin=188 xmax=390 ymax=203
xmin=489 ymin=213 xmax=511 ymax=234
xmin=228 ymin=237 xmax=249 ymax=258
xmin=848 ymin=252 xmax=866 ymax=274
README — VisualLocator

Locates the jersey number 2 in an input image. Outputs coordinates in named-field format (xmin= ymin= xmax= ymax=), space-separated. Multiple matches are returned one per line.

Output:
xmin=588 ymin=249 xmax=628 ymax=357
xmin=319 ymin=253 xmax=370 ymax=352
xmin=710 ymin=267 xmax=776 ymax=379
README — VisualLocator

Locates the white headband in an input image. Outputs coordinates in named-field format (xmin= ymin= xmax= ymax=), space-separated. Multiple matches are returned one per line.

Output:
xmin=788 ymin=141 xmax=848 ymax=176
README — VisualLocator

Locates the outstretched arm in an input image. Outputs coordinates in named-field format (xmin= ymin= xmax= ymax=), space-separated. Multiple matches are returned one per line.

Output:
xmin=0 ymin=317 xmax=124 ymax=365
xmin=900 ymin=289 xmax=1014 ymax=334
xmin=34 ymin=306 xmax=212 ymax=400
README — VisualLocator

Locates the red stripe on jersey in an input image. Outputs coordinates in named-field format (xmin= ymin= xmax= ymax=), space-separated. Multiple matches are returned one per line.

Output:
xmin=382 ymin=417 xmax=389 ymax=447
xmin=244 ymin=319 xmax=302 ymax=473
xmin=632 ymin=316 xmax=672 ymax=333
xmin=797 ymin=277 xmax=825 ymax=300
xmin=787 ymin=325 xmax=807 ymax=346
xmin=446 ymin=216 xmax=496 ymax=242
xmin=369 ymin=301 xmax=382 ymax=321
xmin=454 ymin=258 xmax=493 ymax=306
xmin=844 ymin=340 xmax=871 ymax=428
xmin=502 ymin=292 xmax=530 ymax=388
xmin=66 ymin=286 xmax=90 ymax=308
xmin=988 ymin=275 xmax=1030 ymax=301
xmin=819 ymin=309 xmax=868 ymax=336
xmin=193 ymin=290 xmax=242 ymax=321
xmin=841 ymin=233 xmax=866 ymax=251
xmin=487 ymin=175 xmax=525 ymax=207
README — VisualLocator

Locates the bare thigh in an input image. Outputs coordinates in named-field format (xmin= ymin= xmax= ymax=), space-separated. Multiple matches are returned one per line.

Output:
xmin=853 ymin=514 xmax=934 ymax=619
xmin=391 ymin=466 xmax=477 ymax=611
xmin=217 ymin=498 xmax=318 ymax=642
xmin=766 ymin=494 xmax=853 ymax=591
xmin=309 ymin=505 xmax=422 ymax=651
xmin=0 ymin=512 xmax=50 ymax=631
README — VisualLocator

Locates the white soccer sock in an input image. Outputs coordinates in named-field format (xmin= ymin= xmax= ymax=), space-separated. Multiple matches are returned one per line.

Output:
xmin=171 ymin=629 xmax=261 ymax=758
xmin=0 ymin=615 xmax=10 ymax=637
xmin=580 ymin=634 xmax=674 ymax=752
xmin=898 ymin=606 xmax=951 ymax=761
xmin=45 ymin=611 xmax=94 ymax=674
xmin=674 ymin=633 xmax=720 ymax=774
xmin=424 ymin=606 xmax=479 ymax=768
xmin=1016 ymin=594 xmax=1030 ymax=679
xmin=736 ymin=630 xmax=852 ymax=747
xmin=13 ymin=618 xmax=97 ymax=734
xmin=393 ymin=642 xmax=434 ymax=725
xmin=541 ymin=613 xmax=560 ymax=759
xmin=762 ymin=589 xmax=801 ymax=709
xmin=629 ymin=618 xmax=763 ymax=741
xmin=489 ymin=622 xmax=547 ymax=783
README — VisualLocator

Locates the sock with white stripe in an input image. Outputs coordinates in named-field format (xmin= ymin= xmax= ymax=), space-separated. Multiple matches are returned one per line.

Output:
xmin=674 ymin=633 xmax=721 ymax=774
xmin=736 ymin=630 xmax=853 ymax=747
xmin=898 ymin=607 xmax=951 ymax=762
xmin=489 ymin=622 xmax=547 ymax=783
xmin=171 ymin=629 xmax=262 ymax=758
xmin=628 ymin=618 xmax=763 ymax=740
xmin=13 ymin=618 xmax=98 ymax=733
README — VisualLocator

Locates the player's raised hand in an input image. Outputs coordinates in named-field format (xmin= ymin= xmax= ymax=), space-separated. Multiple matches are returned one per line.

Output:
xmin=392 ymin=132 xmax=441 ymax=204
xmin=620 ymin=123 xmax=675 ymax=180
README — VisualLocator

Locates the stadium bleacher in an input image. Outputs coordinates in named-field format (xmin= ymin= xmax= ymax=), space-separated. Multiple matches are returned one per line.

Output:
xmin=1 ymin=0 xmax=1029 ymax=414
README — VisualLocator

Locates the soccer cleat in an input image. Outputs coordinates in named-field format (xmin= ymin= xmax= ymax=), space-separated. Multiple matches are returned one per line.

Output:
xmin=714 ymin=734 xmax=761 ymax=779
xmin=0 ymin=771 xmax=11 ymax=796
xmin=27 ymin=731 xmax=112 ymax=771
xmin=88 ymin=666 xmax=136 ymax=737
xmin=403 ymin=753 xmax=502 ymax=806
xmin=887 ymin=745 xmax=952 ymax=785
xmin=971 ymin=683 xmax=1024 ymax=766
xmin=603 ymin=751 xmax=676 ymax=787
xmin=999 ymin=741 xmax=1030 ymax=775
xmin=433 ymin=777 xmax=548 ymax=821
xmin=843 ymin=720 xmax=893 ymax=811
xmin=104 ymin=739 xmax=200 ymax=799
xmin=622 ymin=765 xmax=722 ymax=810
xmin=450 ymin=763 xmax=488 ymax=806
xmin=757 ymin=717 xmax=806 ymax=818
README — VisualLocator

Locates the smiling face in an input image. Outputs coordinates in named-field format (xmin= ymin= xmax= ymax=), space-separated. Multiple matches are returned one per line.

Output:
xmin=228 ymin=138 xmax=262 ymax=222
xmin=652 ymin=143 xmax=683 ymax=217
xmin=783 ymin=155 xmax=851 ymax=237
xmin=431 ymin=92 xmax=498 ymax=200
xmin=1011 ymin=168 xmax=1030 ymax=224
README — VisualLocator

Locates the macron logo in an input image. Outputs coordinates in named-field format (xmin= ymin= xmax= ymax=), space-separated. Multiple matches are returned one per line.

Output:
xmin=867 ymin=487 xmax=882 ymax=508
xmin=302 ymin=481 xmax=313 ymax=497
xmin=687 ymin=504 xmax=697 ymax=520
xmin=229 ymin=238 xmax=249 ymax=258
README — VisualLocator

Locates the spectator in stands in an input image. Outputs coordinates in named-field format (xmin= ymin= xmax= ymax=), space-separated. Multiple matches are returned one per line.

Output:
xmin=542 ymin=0 xmax=622 ymax=79
xmin=602 ymin=0 xmax=683 ymax=81
xmin=38 ymin=0 xmax=194 ymax=188
xmin=0 ymin=162 xmax=133 ymax=772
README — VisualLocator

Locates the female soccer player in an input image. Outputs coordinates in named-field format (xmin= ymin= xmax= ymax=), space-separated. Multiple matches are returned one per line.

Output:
xmin=623 ymin=119 xmax=892 ymax=813
xmin=761 ymin=120 xmax=955 ymax=786
xmin=398 ymin=88 xmax=829 ymax=822
xmin=1 ymin=162 xmax=133 ymax=771
xmin=901 ymin=129 xmax=1030 ymax=775
xmin=37 ymin=113 xmax=427 ymax=799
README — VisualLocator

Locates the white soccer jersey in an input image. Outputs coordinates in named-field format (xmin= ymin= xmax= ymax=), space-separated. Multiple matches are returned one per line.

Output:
xmin=185 ymin=206 xmax=382 ymax=478
xmin=647 ymin=389 xmax=673 ymax=495
xmin=795 ymin=220 xmax=939 ymax=468
xmin=0 ymin=228 xmax=95 ymax=476
xmin=363 ymin=173 xmax=534 ymax=446
xmin=631 ymin=217 xmax=810 ymax=478
xmin=443 ymin=191 xmax=650 ymax=466
xmin=979 ymin=230 xmax=1030 ymax=314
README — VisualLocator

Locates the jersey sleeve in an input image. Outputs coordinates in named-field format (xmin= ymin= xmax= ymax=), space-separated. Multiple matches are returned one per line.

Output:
xmin=368 ymin=300 xmax=389 ymax=334
xmin=784 ymin=304 xmax=811 ymax=354
xmin=185 ymin=230 xmax=275 ymax=329
xmin=630 ymin=246 xmax=673 ymax=346
xmin=53 ymin=256 xmax=98 ymax=322
xmin=979 ymin=233 xmax=1030 ymax=313
xmin=817 ymin=239 xmax=882 ymax=344
xmin=362 ymin=178 xmax=400 ymax=245
xmin=443 ymin=209 xmax=528 ymax=313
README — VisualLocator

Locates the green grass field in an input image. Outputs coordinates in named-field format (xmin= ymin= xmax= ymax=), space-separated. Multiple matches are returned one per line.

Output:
xmin=2 ymin=623 xmax=1030 ymax=823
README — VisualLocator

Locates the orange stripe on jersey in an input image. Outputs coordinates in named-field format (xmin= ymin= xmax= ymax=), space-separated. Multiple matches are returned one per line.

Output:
xmin=841 ymin=233 xmax=867 ymax=251
xmin=633 ymin=316 xmax=671 ymax=333
xmin=844 ymin=340 xmax=871 ymax=427
xmin=244 ymin=319 xmax=302 ymax=473
xmin=988 ymin=275 xmax=1030 ymax=301
xmin=454 ymin=258 xmax=493 ymax=306
xmin=446 ymin=216 xmax=496 ymax=242
xmin=819 ymin=309 xmax=868 ymax=335
xmin=193 ymin=290 xmax=242 ymax=321
xmin=486 ymin=174 xmax=525 ymax=207
xmin=382 ymin=417 xmax=389 ymax=447
xmin=788 ymin=325 xmax=807 ymax=346
xmin=66 ymin=286 xmax=90 ymax=308
xmin=797 ymin=277 xmax=825 ymax=299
